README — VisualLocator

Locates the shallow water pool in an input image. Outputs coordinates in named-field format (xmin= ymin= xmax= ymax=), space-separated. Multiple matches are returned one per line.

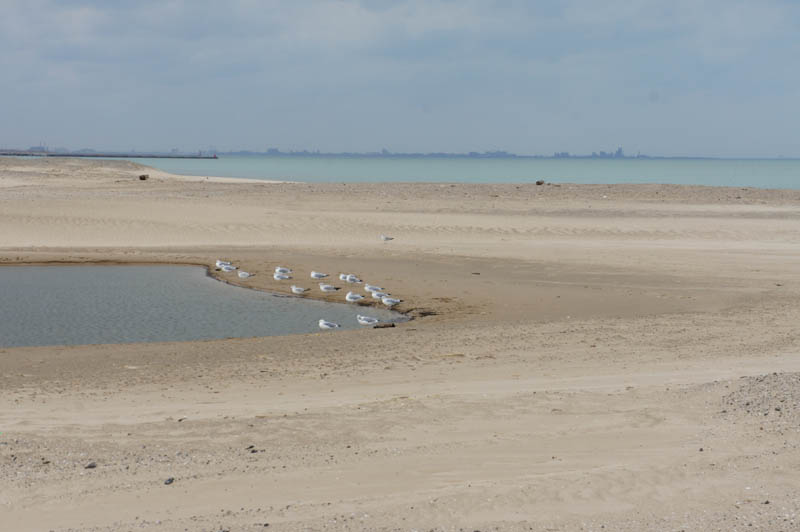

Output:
xmin=0 ymin=265 xmax=404 ymax=348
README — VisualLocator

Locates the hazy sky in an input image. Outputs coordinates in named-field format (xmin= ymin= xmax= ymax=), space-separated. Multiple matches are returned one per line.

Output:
xmin=2 ymin=0 xmax=799 ymax=156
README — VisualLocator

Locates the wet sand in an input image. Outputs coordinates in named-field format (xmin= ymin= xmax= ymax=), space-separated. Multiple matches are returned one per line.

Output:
xmin=2 ymin=157 xmax=800 ymax=531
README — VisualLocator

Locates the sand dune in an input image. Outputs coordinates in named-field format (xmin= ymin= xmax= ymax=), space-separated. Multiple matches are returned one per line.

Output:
xmin=1 ymin=157 xmax=800 ymax=531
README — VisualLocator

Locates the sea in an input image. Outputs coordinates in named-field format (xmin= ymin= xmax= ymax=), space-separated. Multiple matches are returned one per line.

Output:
xmin=121 ymin=155 xmax=800 ymax=189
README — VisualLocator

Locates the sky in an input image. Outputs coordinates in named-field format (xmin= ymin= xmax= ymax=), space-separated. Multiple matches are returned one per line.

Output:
xmin=2 ymin=0 xmax=799 ymax=157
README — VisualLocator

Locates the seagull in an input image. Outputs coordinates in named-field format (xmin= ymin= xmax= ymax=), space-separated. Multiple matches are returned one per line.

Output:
xmin=275 ymin=266 xmax=292 ymax=275
xmin=357 ymin=315 xmax=380 ymax=326
xmin=381 ymin=296 xmax=402 ymax=307
xmin=221 ymin=265 xmax=237 ymax=272
xmin=291 ymin=285 xmax=308 ymax=295
xmin=345 ymin=291 xmax=365 ymax=303
xmin=371 ymin=291 xmax=388 ymax=299
xmin=346 ymin=274 xmax=362 ymax=284
xmin=339 ymin=273 xmax=349 ymax=281
xmin=319 ymin=283 xmax=339 ymax=292
xmin=215 ymin=259 xmax=232 ymax=268
xmin=238 ymin=271 xmax=252 ymax=279
xmin=311 ymin=271 xmax=328 ymax=279
xmin=380 ymin=234 xmax=394 ymax=241
xmin=364 ymin=284 xmax=383 ymax=293
xmin=318 ymin=319 xmax=340 ymax=330
xmin=273 ymin=272 xmax=291 ymax=281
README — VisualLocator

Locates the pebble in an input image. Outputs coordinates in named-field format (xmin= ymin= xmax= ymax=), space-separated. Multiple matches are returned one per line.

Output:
xmin=84 ymin=461 xmax=96 ymax=469
xmin=164 ymin=477 xmax=175 ymax=485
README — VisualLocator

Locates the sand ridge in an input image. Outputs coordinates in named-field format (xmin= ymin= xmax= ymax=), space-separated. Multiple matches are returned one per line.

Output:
xmin=1 ymin=157 xmax=800 ymax=531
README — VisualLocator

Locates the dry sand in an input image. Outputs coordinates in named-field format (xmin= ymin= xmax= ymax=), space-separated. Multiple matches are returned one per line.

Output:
xmin=1 ymin=156 xmax=800 ymax=531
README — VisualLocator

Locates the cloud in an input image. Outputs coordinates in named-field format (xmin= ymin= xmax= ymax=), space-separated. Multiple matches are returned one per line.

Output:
xmin=1 ymin=1 xmax=799 ymax=156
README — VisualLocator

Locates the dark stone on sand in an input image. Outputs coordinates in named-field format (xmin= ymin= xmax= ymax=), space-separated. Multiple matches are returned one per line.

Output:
xmin=139 ymin=174 xmax=149 ymax=181
xmin=535 ymin=179 xmax=545 ymax=185
xmin=164 ymin=477 xmax=174 ymax=485
xmin=374 ymin=323 xmax=395 ymax=328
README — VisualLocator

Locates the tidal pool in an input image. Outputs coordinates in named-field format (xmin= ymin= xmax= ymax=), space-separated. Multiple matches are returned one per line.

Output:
xmin=0 ymin=265 xmax=404 ymax=348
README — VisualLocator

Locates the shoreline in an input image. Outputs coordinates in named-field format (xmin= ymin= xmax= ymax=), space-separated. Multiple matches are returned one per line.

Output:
xmin=7 ymin=154 xmax=800 ymax=194
xmin=133 ymin=160 xmax=800 ymax=196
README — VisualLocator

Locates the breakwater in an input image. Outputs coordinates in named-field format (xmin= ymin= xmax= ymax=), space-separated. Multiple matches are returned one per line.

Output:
xmin=0 ymin=151 xmax=216 ymax=159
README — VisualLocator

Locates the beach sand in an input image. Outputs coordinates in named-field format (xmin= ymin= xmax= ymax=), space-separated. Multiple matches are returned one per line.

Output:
xmin=2 ymin=157 xmax=800 ymax=531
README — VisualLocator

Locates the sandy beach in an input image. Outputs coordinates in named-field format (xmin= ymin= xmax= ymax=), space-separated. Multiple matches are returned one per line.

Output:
xmin=2 ymin=156 xmax=800 ymax=531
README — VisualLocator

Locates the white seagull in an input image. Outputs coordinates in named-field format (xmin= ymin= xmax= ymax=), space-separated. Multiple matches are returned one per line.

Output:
xmin=357 ymin=315 xmax=380 ymax=326
xmin=221 ymin=264 xmax=237 ymax=272
xmin=345 ymin=291 xmax=365 ymax=303
xmin=319 ymin=283 xmax=339 ymax=292
xmin=346 ymin=274 xmax=362 ymax=284
xmin=371 ymin=291 xmax=388 ymax=299
xmin=273 ymin=272 xmax=291 ymax=281
xmin=339 ymin=273 xmax=349 ymax=281
xmin=318 ymin=319 xmax=341 ymax=330
xmin=310 ymin=271 xmax=328 ymax=279
xmin=291 ymin=285 xmax=308 ymax=295
xmin=381 ymin=296 xmax=402 ymax=307
xmin=275 ymin=266 xmax=292 ymax=275
xmin=380 ymin=234 xmax=394 ymax=241
xmin=215 ymin=259 xmax=232 ymax=268
xmin=238 ymin=271 xmax=252 ymax=279
xmin=364 ymin=284 xmax=383 ymax=293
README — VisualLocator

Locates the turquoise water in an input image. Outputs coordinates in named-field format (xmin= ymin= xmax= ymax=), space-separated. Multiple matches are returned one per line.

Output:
xmin=123 ymin=155 xmax=800 ymax=189
xmin=0 ymin=266 xmax=403 ymax=348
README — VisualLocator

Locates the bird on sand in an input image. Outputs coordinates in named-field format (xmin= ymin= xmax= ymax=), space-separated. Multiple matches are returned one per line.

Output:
xmin=380 ymin=234 xmax=394 ymax=241
xmin=291 ymin=285 xmax=308 ymax=295
xmin=318 ymin=319 xmax=340 ymax=330
xmin=238 ymin=271 xmax=252 ymax=279
xmin=275 ymin=266 xmax=292 ymax=275
xmin=311 ymin=271 xmax=328 ymax=279
xmin=345 ymin=291 xmax=365 ymax=303
xmin=319 ymin=283 xmax=339 ymax=292
xmin=273 ymin=272 xmax=291 ymax=281
xmin=381 ymin=296 xmax=402 ymax=307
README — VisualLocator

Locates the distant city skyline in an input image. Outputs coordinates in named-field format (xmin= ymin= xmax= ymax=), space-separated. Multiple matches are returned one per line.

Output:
xmin=7 ymin=144 xmax=799 ymax=160
xmin=2 ymin=1 xmax=799 ymax=158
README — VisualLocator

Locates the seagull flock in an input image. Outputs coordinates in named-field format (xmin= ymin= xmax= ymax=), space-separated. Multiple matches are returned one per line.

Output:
xmin=214 ymin=250 xmax=402 ymax=330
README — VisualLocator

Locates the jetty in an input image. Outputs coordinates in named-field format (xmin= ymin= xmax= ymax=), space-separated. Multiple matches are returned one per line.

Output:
xmin=0 ymin=150 xmax=217 ymax=159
